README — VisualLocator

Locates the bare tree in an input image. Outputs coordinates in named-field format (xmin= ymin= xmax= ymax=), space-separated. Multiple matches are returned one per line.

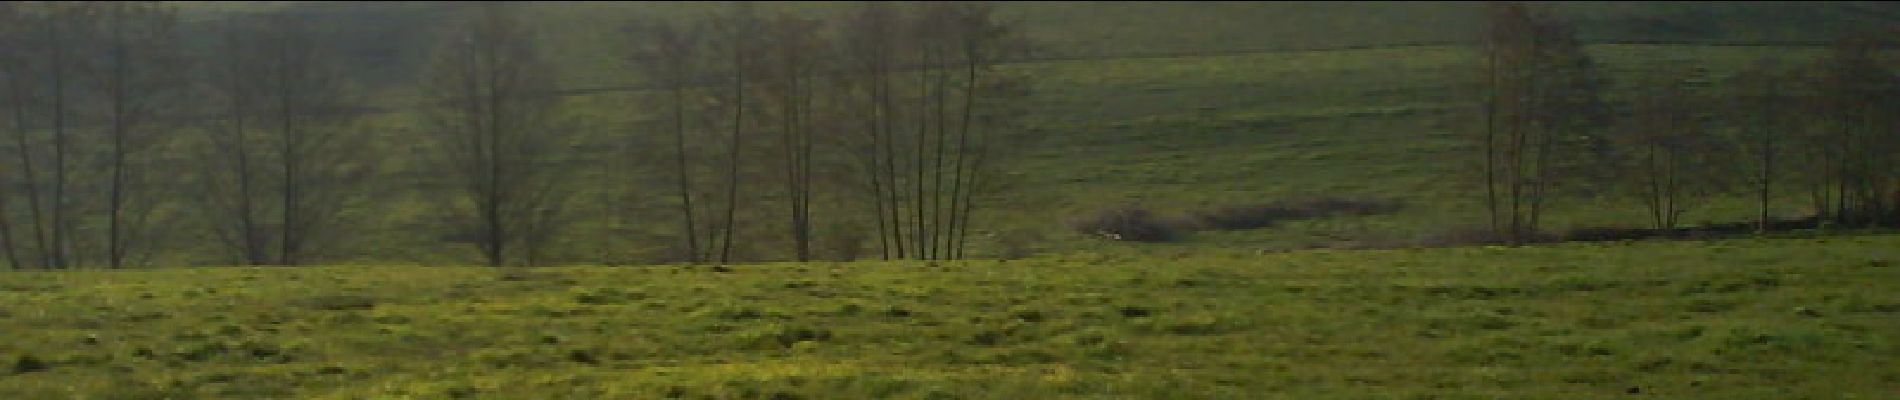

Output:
xmin=1611 ymin=67 xmax=1723 ymax=231
xmin=839 ymin=1 xmax=904 ymax=260
xmin=833 ymin=2 xmax=1026 ymax=260
xmin=0 ymin=2 xmax=92 ymax=269
xmin=41 ymin=2 xmax=93 ymax=268
xmin=1805 ymin=31 xmax=1898 ymax=227
xmin=199 ymin=12 xmax=362 ymax=266
xmin=756 ymin=12 xmax=825 ymax=261
xmin=202 ymin=16 xmax=269 ymax=265
xmin=1729 ymin=57 xmax=1796 ymax=233
xmin=941 ymin=2 xmax=1021 ymax=259
xmin=626 ymin=17 xmax=708 ymax=264
xmin=705 ymin=2 xmax=762 ymax=265
xmin=95 ymin=1 xmax=185 ymax=268
xmin=420 ymin=2 xmax=571 ymax=267
xmin=1475 ymin=1 xmax=1606 ymax=245
xmin=0 ymin=2 xmax=31 ymax=269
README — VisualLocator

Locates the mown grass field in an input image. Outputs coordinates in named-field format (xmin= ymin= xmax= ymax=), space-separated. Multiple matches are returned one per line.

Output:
xmin=312 ymin=43 xmax=1845 ymax=265
xmin=4 ymin=3 xmax=1896 ymax=399
xmin=932 ymin=43 xmax=1833 ymax=252
xmin=134 ymin=3 xmax=1886 ymax=264
xmin=3 ymin=235 xmax=1896 ymax=398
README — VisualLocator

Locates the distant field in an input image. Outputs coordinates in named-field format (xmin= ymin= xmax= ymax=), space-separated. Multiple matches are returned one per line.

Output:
xmin=979 ymin=43 xmax=1834 ymax=252
xmin=1 ymin=235 xmax=1895 ymax=398
xmin=302 ymin=43 xmax=1840 ymax=264
xmin=32 ymin=1 xmax=1878 ymax=265
xmin=174 ymin=2 xmax=1898 ymax=87
xmin=4 ymin=3 xmax=1879 ymax=399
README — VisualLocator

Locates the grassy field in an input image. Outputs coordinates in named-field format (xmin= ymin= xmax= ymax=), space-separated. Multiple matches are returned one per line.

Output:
xmin=2 ymin=235 xmax=1897 ymax=398
xmin=5 ymin=3 xmax=1895 ymax=399
xmin=982 ymin=44 xmax=1834 ymax=252
xmin=100 ymin=2 xmax=1890 ymax=265
xmin=275 ymin=42 xmax=1843 ymax=266
xmin=182 ymin=2 xmax=1896 ymax=87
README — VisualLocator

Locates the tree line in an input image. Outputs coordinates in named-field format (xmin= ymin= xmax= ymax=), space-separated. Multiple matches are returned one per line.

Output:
xmin=2 ymin=1 xmax=1892 ymax=268
xmin=0 ymin=1 xmax=1030 ymax=268
xmin=1475 ymin=1 xmax=1900 ymax=246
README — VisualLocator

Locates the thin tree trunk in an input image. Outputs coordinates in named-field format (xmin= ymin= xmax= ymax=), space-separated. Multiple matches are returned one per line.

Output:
xmin=1645 ymin=143 xmax=1662 ymax=229
xmin=912 ymin=60 xmax=930 ymax=260
xmin=1665 ymin=148 xmax=1679 ymax=230
xmin=225 ymin=28 xmax=262 ymax=265
xmin=484 ymin=10 xmax=507 ymax=267
xmin=796 ymin=62 xmax=814 ymax=262
xmin=280 ymin=41 xmax=303 ymax=266
xmin=4 ymin=62 xmax=48 ymax=268
xmin=778 ymin=74 xmax=799 ymax=260
xmin=671 ymin=78 xmax=700 ymax=263
xmin=929 ymin=47 xmax=950 ymax=260
xmin=718 ymin=39 xmax=745 ymax=265
xmin=1506 ymin=93 xmax=1525 ymax=246
xmin=0 ymin=194 xmax=17 ymax=269
xmin=107 ymin=5 xmax=128 ymax=269
xmin=865 ymin=74 xmax=890 ymax=260
xmin=1835 ymin=105 xmax=1852 ymax=224
xmin=955 ymin=134 xmax=992 ymax=260
xmin=49 ymin=15 xmax=69 ymax=268
xmin=777 ymin=48 xmax=806 ymax=261
xmin=1483 ymin=46 xmax=1501 ymax=238
xmin=1528 ymin=121 xmax=1556 ymax=237
xmin=945 ymin=47 xmax=978 ymax=260
xmin=881 ymin=55 xmax=905 ymax=259
xmin=1757 ymin=91 xmax=1774 ymax=234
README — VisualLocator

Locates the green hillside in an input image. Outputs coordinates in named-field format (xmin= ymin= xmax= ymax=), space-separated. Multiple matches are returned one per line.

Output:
xmin=4 ymin=2 xmax=1898 ymax=398
xmin=2 ymin=236 xmax=1895 ymax=398
xmin=180 ymin=1 xmax=1900 ymax=88
xmin=124 ymin=1 xmax=1888 ymax=264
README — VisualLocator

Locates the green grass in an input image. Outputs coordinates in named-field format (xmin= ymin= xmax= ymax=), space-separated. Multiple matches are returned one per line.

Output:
xmin=976 ymin=44 xmax=1833 ymax=251
xmin=276 ymin=43 xmax=1840 ymax=265
xmin=175 ymin=2 xmax=1900 ymax=89
xmin=133 ymin=1 xmax=1889 ymax=264
xmin=2 ymin=235 xmax=1896 ymax=398
xmin=10 ymin=4 xmax=1894 ymax=398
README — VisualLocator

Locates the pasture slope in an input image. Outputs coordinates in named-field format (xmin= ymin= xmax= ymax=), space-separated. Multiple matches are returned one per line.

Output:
xmin=1 ymin=235 xmax=1896 ymax=398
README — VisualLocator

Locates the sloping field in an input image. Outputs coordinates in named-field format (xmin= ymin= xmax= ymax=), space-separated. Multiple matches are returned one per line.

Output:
xmin=3 ymin=235 xmax=1895 ymax=398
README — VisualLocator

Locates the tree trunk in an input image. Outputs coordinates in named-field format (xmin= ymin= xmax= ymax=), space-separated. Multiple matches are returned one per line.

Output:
xmin=107 ymin=4 xmax=128 ymax=269
xmin=671 ymin=79 xmax=700 ymax=263
xmin=49 ymin=14 xmax=69 ymax=268
xmin=4 ymin=60 xmax=49 ymax=268
xmin=718 ymin=38 xmax=745 ymax=265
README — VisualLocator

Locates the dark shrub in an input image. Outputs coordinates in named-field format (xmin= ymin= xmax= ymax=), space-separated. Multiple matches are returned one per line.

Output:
xmin=12 ymin=355 xmax=47 ymax=374
xmin=301 ymin=295 xmax=377 ymax=311
xmin=992 ymin=228 xmax=1046 ymax=259
xmin=1413 ymin=226 xmax=1500 ymax=247
xmin=1070 ymin=206 xmax=1181 ymax=242
xmin=1561 ymin=226 xmax=1658 ymax=242
xmin=1300 ymin=196 xmax=1403 ymax=217
xmin=1415 ymin=225 xmax=1556 ymax=247
xmin=1192 ymin=203 xmax=1308 ymax=230
xmin=1193 ymin=197 xmax=1402 ymax=231
xmin=819 ymin=221 xmax=868 ymax=262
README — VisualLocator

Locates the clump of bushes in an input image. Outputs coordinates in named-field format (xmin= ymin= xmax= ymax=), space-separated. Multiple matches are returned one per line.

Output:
xmin=1070 ymin=197 xmax=1403 ymax=243
xmin=1414 ymin=225 xmax=1559 ymax=247
xmin=1192 ymin=197 xmax=1402 ymax=230
xmin=573 ymin=287 xmax=647 ymax=305
xmin=819 ymin=221 xmax=869 ymax=261
xmin=1068 ymin=205 xmax=1185 ymax=242
xmin=300 ymin=295 xmax=377 ymax=311
xmin=12 ymin=354 xmax=47 ymax=374
xmin=991 ymin=227 xmax=1047 ymax=259
xmin=738 ymin=324 xmax=832 ymax=350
